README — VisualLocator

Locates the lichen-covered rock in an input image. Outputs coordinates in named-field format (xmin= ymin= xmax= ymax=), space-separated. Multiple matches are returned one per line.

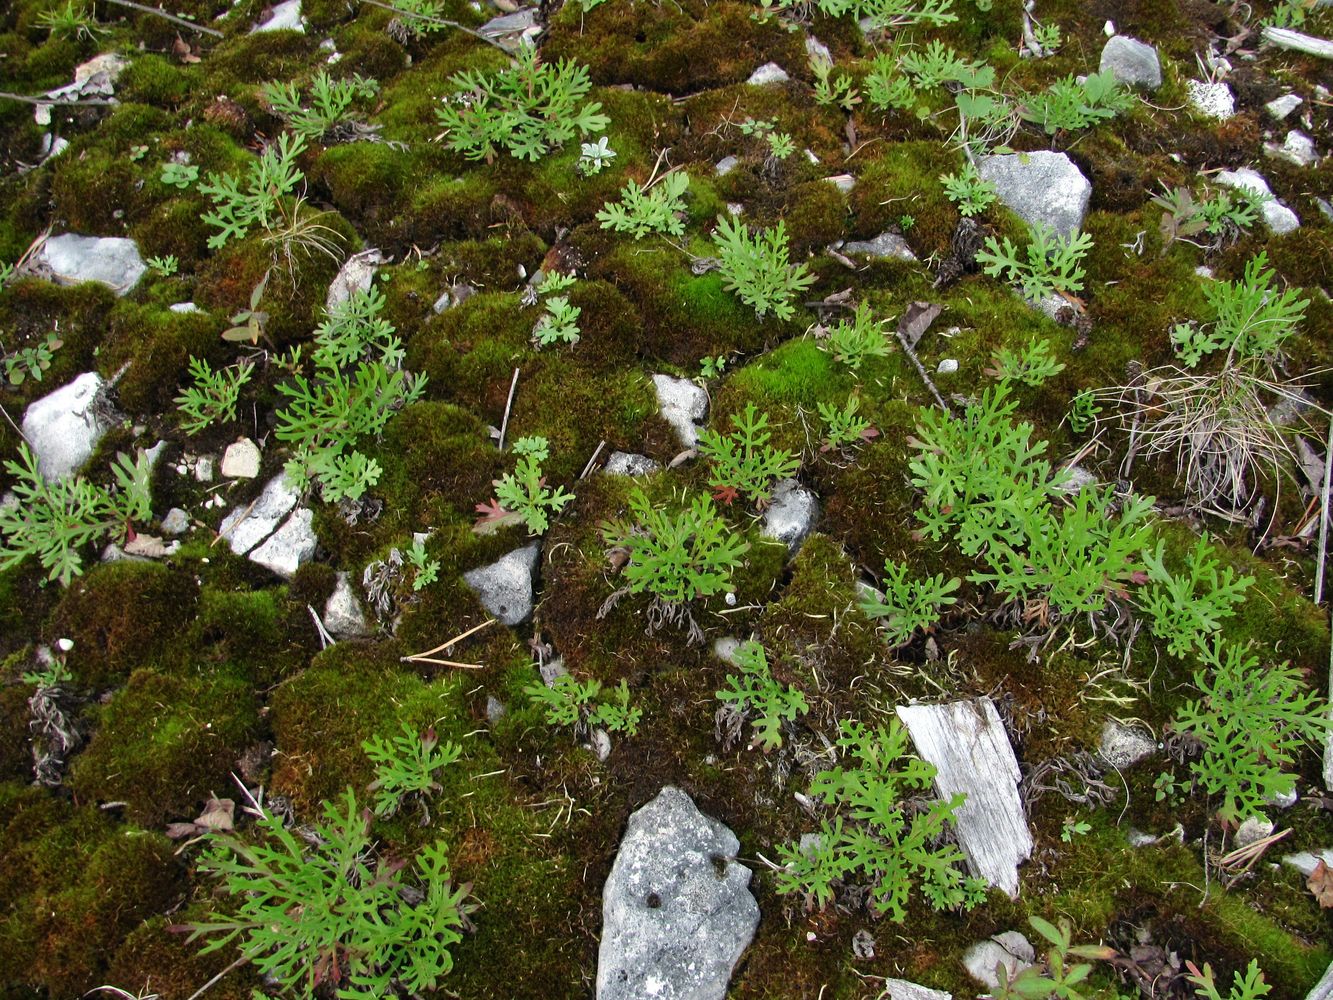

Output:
xmin=323 ymin=571 xmax=371 ymax=638
xmin=761 ymin=478 xmax=819 ymax=553
xmin=1099 ymin=35 xmax=1161 ymax=89
xmin=1099 ymin=720 xmax=1156 ymax=769
xmin=652 ymin=374 xmax=708 ymax=448
xmin=883 ymin=980 xmax=952 ymax=1000
xmin=746 ymin=62 xmax=789 ymax=85
xmin=325 ymin=248 xmax=383 ymax=310
xmin=252 ymin=0 xmax=304 ymax=32
xmin=976 ymin=152 xmax=1091 ymax=237
xmin=21 ymin=372 xmax=113 ymax=481
xmin=1186 ymin=80 xmax=1234 ymax=120
xmin=839 ymin=231 xmax=916 ymax=261
xmin=463 ymin=542 xmax=541 ymax=625
xmin=964 ymin=932 xmax=1035 ymax=989
xmin=597 ymin=786 xmax=759 ymax=1000
xmin=1264 ymin=130 xmax=1317 ymax=168
xmin=34 ymin=234 xmax=147 ymax=296
xmin=603 ymin=451 xmax=661 ymax=477
xmin=220 ymin=438 xmax=261 ymax=479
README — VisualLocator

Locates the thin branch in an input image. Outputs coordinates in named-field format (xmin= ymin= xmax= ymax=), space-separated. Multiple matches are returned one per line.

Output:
xmin=401 ymin=618 xmax=495 ymax=663
xmin=0 ymin=91 xmax=118 ymax=107
xmin=498 ymin=367 xmax=520 ymax=452
xmin=894 ymin=324 xmax=950 ymax=413
xmin=102 ymin=0 xmax=224 ymax=36
xmin=357 ymin=0 xmax=513 ymax=51
xmin=1316 ymin=413 xmax=1333 ymax=603
xmin=579 ymin=439 xmax=606 ymax=479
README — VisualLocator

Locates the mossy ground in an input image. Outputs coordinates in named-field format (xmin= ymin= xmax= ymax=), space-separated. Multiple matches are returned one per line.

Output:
xmin=1 ymin=0 xmax=1331 ymax=996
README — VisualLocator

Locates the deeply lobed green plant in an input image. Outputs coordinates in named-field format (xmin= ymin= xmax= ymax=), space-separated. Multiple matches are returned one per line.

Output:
xmin=596 ymin=171 xmax=690 ymax=238
xmin=533 ymin=294 xmax=581 ymax=346
xmin=406 ymin=537 xmax=440 ymax=591
xmin=198 ymin=133 xmax=307 ymax=250
xmin=601 ymin=489 xmax=749 ymax=606
xmin=363 ymin=722 xmax=462 ymax=818
xmin=811 ymin=53 xmax=861 ymax=111
xmin=1019 ymin=69 xmax=1135 ymax=134
xmin=525 ymin=674 xmax=641 ymax=735
xmin=818 ymin=395 xmax=877 ymax=451
xmin=1151 ymin=185 xmax=1265 ymax=251
xmin=859 ymin=558 xmax=960 ymax=646
xmin=1187 ymin=960 xmax=1271 ymax=1000
xmin=174 ymin=356 xmax=254 ymax=435
xmin=312 ymin=286 xmax=402 ymax=370
xmin=1170 ymin=253 xmax=1308 ymax=368
xmin=711 ymin=214 xmax=815 ymax=322
xmin=939 ymin=159 xmax=997 ymax=216
xmin=756 ymin=0 xmax=956 ymax=31
xmin=434 ymin=44 xmax=608 ymax=162
xmin=988 ymin=336 xmax=1066 ymax=388
xmin=821 ymin=302 xmax=889 ymax=370
xmin=696 ymin=403 xmax=801 ymax=505
xmin=1139 ymin=537 xmax=1253 ymax=658
xmin=489 ymin=436 xmax=575 ymax=534
xmin=715 ymin=639 xmax=809 ymax=751
xmin=976 ymin=223 xmax=1092 ymax=302
xmin=261 ymin=71 xmax=379 ymax=141
xmin=1173 ymin=641 xmax=1331 ymax=821
xmin=774 ymin=718 xmax=987 ymax=921
xmin=185 ymin=787 xmax=474 ymax=998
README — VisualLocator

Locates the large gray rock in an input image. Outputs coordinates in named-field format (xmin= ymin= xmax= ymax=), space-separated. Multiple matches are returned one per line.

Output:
xmin=977 ymin=152 xmax=1091 ymax=237
xmin=249 ymin=507 xmax=317 ymax=579
xmin=323 ymin=570 xmax=371 ymax=638
xmin=652 ymin=374 xmax=708 ymax=448
xmin=1099 ymin=35 xmax=1161 ymax=89
xmin=597 ymin=786 xmax=759 ymax=1000
xmin=1214 ymin=168 xmax=1300 ymax=234
xmin=882 ymin=981 xmax=952 ymax=1000
xmin=463 ymin=542 xmax=540 ymax=625
xmin=761 ymin=479 xmax=819 ymax=553
xmin=218 ymin=473 xmax=301 ymax=555
xmin=35 ymin=234 xmax=146 ymax=296
xmin=21 ymin=372 xmax=113 ymax=481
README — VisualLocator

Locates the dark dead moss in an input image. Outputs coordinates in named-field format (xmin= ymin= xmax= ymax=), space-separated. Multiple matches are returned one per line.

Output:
xmin=107 ymin=914 xmax=262 ymax=1000
xmin=0 ymin=682 xmax=30 ymax=782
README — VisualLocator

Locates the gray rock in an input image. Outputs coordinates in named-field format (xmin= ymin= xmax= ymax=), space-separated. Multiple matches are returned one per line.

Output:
xmin=1265 ymin=130 xmax=1317 ymax=168
xmin=219 ymin=473 xmax=301 ymax=555
xmin=432 ymin=282 xmax=475 ymax=314
xmin=596 ymin=786 xmax=759 ymax=1000
xmin=252 ymin=0 xmax=304 ymax=32
xmin=35 ymin=234 xmax=146 ymax=296
xmin=746 ymin=62 xmax=790 ymax=86
xmin=715 ymin=155 xmax=740 ymax=177
xmin=712 ymin=636 xmax=743 ymax=665
xmin=964 ymin=933 xmax=1035 ymax=990
xmin=603 ymin=452 xmax=661 ymax=477
xmin=486 ymin=696 xmax=507 ymax=724
xmin=325 ymin=248 xmax=383 ymax=311
xmin=478 ymin=9 xmax=540 ymax=51
xmin=1099 ymin=721 xmax=1156 ymax=769
xmin=1186 ymin=80 xmax=1235 ymax=120
xmin=652 ymin=374 xmax=708 ymax=448
xmin=1265 ymin=94 xmax=1302 ymax=120
xmin=21 ymin=372 xmax=113 ymax=481
xmin=463 ymin=542 xmax=541 ymax=626
xmin=804 ymin=35 xmax=832 ymax=65
xmin=977 ymin=152 xmax=1092 ymax=237
xmin=249 ymin=507 xmax=317 ymax=579
xmin=220 ymin=438 xmax=262 ymax=479
xmin=882 ymin=980 xmax=952 ymax=1000
xmin=1307 ymin=961 xmax=1333 ymax=1000
xmin=323 ymin=571 xmax=371 ymax=638
xmin=761 ymin=479 xmax=819 ymax=553
xmin=1283 ymin=848 xmax=1333 ymax=878
xmin=1099 ymin=35 xmax=1161 ymax=89
xmin=160 ymin=508 xmax=190 ymax=536
xmin=1214 ymin=168 xmax=1300 ymax=234
xmin=840 ymin=231 xmax=916 ymax=261
xmin=936 ymin=358 xmax=959 ymax=374
xmin=1235 ymin=816 xmax=1275 ymax=849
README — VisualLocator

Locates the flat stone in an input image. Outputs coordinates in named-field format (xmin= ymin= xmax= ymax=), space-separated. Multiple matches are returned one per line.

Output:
xmin=804 ymin=35 xmax=832 ymax=65
xmin=603 ymin=452 xmax=661 ymax=477
xmin=1264 ymin=130 xmax=1317 ymax=168
xmin=1099 ymin=720 xmax=1156 ymax=769
xmin=249 ymin=507 xmax=317 ymax=579
xmin=1187 ymin=80 xmax=1235 ymax=120
xmin=1214 ymin=168 xmax=1300 ymax=234
xmin=325 ymin=248 xmax=383 ymax=311
xmin=715 ymin=155 xmax=740 ymax=177
xmin=964 ymin=933 xmax=1034 ymax=990
xmin=220 ymin=438 xmax=262 ymax=479
xmin=761 ymin=479 xmax=819 ymax=553
xmin=977 ymin=151 xmax=1091 ymax=237
xmin=34 ymin=234 xmax=146 ymax=296
xmin=652 ymin=374 xmax=708 ymax=448
xmin=74 ymin=52 xmax=129 ymax=87
xmin=1284 ymin=848 xmax=1333 ymax=878
xmin=463 ymin=542 xmax=540 ymax=626
xmin=323 ymin=570 xmax=371 ymax=638
xmin=252 ymin=0 xmax=304 ymax=32
xmin=478 ymin=9 xmax=540 ymax=51
xmin=22 ymin=372 xmax=116 ymax=484
xmin=746 ymin=62 xmax=789 ymax=86
xmin=219 ymin=473 xmax=301 ymax=555
xmin=936 ymin=358 xmax=959 ymax=374
xmin=824 ymin=173 xmax=856 ymax=194
xmin=840 ymin=231 xmax=916 ymax=261
xmin=1266 ymin=94 xmax=1302 ymax=120
xmin=897 ymin=699 xmax=1032 ymax=897
xmin=882 ymin=980 xmax=952 ymax=1000
xmin=1099 ymin=35 xmax=1161 ymax=89
xmin=597 ymin=786 xmax=759 ymax=1000
xmin=160 ymin=508 xmax=190 ymax=536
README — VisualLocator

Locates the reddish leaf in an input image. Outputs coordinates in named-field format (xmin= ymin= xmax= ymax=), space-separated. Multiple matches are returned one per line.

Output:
xmin=712 ymin=485 xmax=740 ymax=506
xmin=474 ymin=497 xmax=511 ymax=525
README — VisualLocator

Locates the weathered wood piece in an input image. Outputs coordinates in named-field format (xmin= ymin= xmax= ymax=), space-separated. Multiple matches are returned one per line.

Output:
xmin=896 ymin=698 xmax=1032 ymax=898
xmin=1262 ymin=26 xmax=1333 ymax=59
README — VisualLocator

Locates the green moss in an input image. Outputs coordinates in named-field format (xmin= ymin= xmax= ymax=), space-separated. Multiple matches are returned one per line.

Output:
xmin=108 ymin=915 xmax=262 ymax=1000
xmin=190 ymin=584 xmax=312 ymax=686
xmin=848 ymin=141 xmax=962 ymax=256
xmin=782 ymin=179 xmax=849 ymax=256
xmin=200 ymin=30 xmax=318 ymax=89
xmin=376 ymin=399 xmax=500 ymax=519
xmin=405 ymin=290 xmax=531 ymax=408
xmin=0 ymin=278 xmax=116 ymax=409
xmin=100 ymin=300 xmax=221 ymax=416
xmin=47 ymin=561 xmax=199 ymax=689
xmin=118 ymin=53 xmax=195 ymax=106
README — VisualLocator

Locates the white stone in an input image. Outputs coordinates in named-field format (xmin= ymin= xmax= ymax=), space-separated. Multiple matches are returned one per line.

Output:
xmin=964 ymin=933 xmax=1034 ymax=990
xmin=1283 ymin=848 xmax=1333 ymax=878
xmin=715 ymin=155 xmax=740 ymax=177
xmin=1265 ymin=130 xmax=1317 ymax=168
xmin=323 ymin=571 xmax=371 ymax=638
xmin=652 ymin=374 xmax=708 ymax=448
xmin=761 ymin=478 xmax=819 ymax=553
xmin=1187 ymin=80 xmax=1235 ymax=120
xmin=746 ymin=62 xmax=790 ymax=86
xmin=883 ymin=980 xmax=952 ymax=1000
xmin=1099 ymin=35 xmax=1162 ymax=89
xmin=463 ymin=542 xmax=540 ymax=626
xmin=1235 ymin=816 xmax=1275 ymax=849
xmin=840 ymin=231 xmax=916 ymax=261
xmin=169 ymin=302 xmax=200 ymax=314
xmin=219 ymin=473 xmax=301 ymax=555
xmin=936 ymin=359 xmax=959 ymax=374
xmin=249 ymin=507 xmax=317 ymax=578
xmin=804 ymin=35 xmax=832 ymax=65
xmin=21 ymin=372 xmax=112 ymax=481
xmin=1214 ymin=168 xmax=1300 ymax=234
xmin=35 ymin=234 xmax=146 ymax=296
xmin=160 ymin=508 xmax=190 ymax=536
xmin=252 ymin=0 xmax=304 ymax=32
xmin=897 ymin=699 xmax=1032 ymax=897
xmin=1099 ymin=721 xmax=1156 ymax=769
xmin=1265 ymin=94 xmax=1302 ymax=120
xmin=603 ymin=452 xmax=660 ymax=477
xmin=220 ymin=438 xmax=262 ymax=479
xmin=977 ymin=151 xmax=1092 ymax=237
xmin=194 ymin=456 xmax=214 ymax=482
xmin=824 ymin=173 xmax=856 ymax=194
xmin=325 ymin=248 xmax=383 ymax=311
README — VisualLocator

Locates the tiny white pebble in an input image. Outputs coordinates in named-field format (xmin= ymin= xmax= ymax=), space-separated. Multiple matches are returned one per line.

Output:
xmin=937 ymin=358 xmax=959 ymax=374
xmin=56 ymin=638 xmax=74 ymax=652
